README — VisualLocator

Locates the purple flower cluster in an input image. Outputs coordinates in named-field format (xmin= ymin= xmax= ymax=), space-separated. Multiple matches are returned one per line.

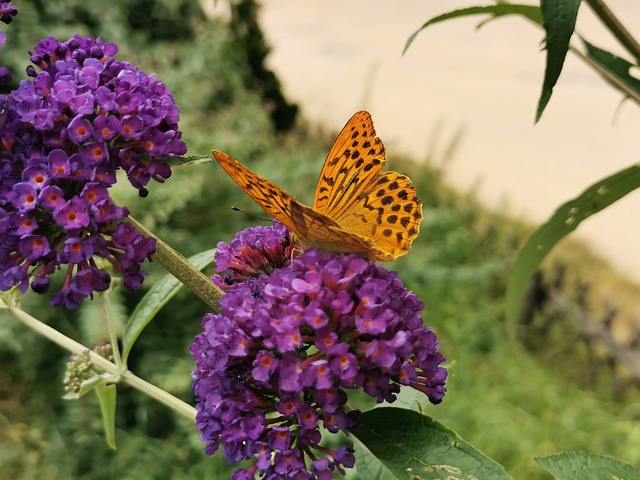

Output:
xmin=213 ymin=221 xmax=293 ymax=289
xmin=0 ymin=2 xmax=18 ymax=85
xmin=0 ymin=2 xmax=16 ymax=24
xmin=0 ymin=34 xmax=186 ymax=308
xmin=192 ymin=224 xmax=447 ymax=479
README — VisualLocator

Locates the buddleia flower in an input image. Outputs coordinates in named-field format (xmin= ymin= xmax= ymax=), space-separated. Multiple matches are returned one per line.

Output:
xmin=0 ymin=34 xmax=186 ymax=309
xmin=192 ymin=223 xmax=447 ymax=478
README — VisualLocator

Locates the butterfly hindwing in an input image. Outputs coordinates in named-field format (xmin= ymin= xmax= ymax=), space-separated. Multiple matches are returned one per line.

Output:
xmin=334 ymin=171 xmax=423 ymax=259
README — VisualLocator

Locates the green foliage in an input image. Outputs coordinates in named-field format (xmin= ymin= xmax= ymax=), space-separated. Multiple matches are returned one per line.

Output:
xmin=506 ymin=164 xmax=640 ymax=330
xmin=403 ymin=1 xmax=584 ymax=122
xmin=403 ymin=4 xmax=542 ymax=55
xmin=352 ymin=408 xmax=512 ymax=479
xmin=404 ymin=0 xmax=640 ymax=119
xmin=536 ymin=452 xmax=640 ymax=480
xmin=583 ymin=38 xmax=640 ymax=97
xmin=122 ymin=248 xmax=217 ymax=364
xmin=95 ymin=383 xmax=118 ymax=450
xmin=537 ymin=0 xmax=582 ymax=121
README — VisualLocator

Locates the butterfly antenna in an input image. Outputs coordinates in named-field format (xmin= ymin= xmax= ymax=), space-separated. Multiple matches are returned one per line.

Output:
xmin=231 ymin=205 xmax=272 ymax=223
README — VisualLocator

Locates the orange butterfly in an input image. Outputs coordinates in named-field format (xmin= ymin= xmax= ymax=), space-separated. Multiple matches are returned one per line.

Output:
xmin=213 ymin=110 xmax=422 ymax=262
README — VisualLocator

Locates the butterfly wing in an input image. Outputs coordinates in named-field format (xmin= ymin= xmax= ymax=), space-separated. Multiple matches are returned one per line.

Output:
xmin=312 ymin=111 xmax=423 ymax=260
xmin=290 ymin=201 xmax=385 ymax=259
xmin=313 ymin=111 xmax=386 ymax=219
xmin=213 ymin=150 xmax=300 ymax=233
xmin=214 ymin=149 xmax=385 ymax=259
xmin=333 ymin=171 xmax=423 ymax=260
xmin=216 ymin=108 xmax=422 ymax=262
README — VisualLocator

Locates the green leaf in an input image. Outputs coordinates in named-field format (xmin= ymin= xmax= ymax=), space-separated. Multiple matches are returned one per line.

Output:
xmin=63 ymin=373 xmax=112 ymax=400
xmin=505 ymin=163 xmax=640 ymax=327
xmin=95 ymin=383 xmax=117 ymax=450
xmin=536 ymin=0 xmax=582 ymax=122
xmin=354 ymin=447 xmax=396 ymax=480
xmin=535 ymin=452 xmax=640 ymax=479
xmin=121 ymin=248 xmax=217 ymax=365
xmin=403 ymin=4 xmax=542 ymax=55
xmin=166 ymin=154 xmax=212 ymax=167
xmin=583 ymin=39 xmax=640 ymax=96
xmin=351 ymin=407 xmax=512 ymax=479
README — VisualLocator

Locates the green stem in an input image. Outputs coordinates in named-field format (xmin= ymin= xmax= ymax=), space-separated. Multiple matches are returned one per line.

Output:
xmin=127 ymin=214 xmax=223 ymax=312
xmin=120 ymin=370 xmax=196 ymax=420
xmin=584 ymin=0 xmax=640 ymax=64
xmin=98 ymin=292 xmax=123 ymax=368
xmin=5 ymin=302 xmax=197 ymax=421
xmin=569 ymin=42 xmax=640 ymax=105
xmin=522 ymin=14 xmax=640 ymax=107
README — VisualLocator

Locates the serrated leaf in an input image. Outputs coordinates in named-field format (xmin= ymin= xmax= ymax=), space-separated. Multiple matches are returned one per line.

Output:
xmin=583 ymin=39 xmax=640 ymax=96
xmin=536 ymin=0 xmax=581 ymax=122
xmin=166 ymin=154 xmax=212 ymax=167
xmin=403 ymin=4 xmax=542 ymax=55
xmin=95 ymin=383 xmax=117 ymax=450
xmin=351 ymin=407 xmax=512 ymax=479
xmin=535 ymin=452 xmax=640 ymax=479
xmin=506 ymin=163 xmax=640 ymax=327
xmin=121 ymin=248 xmax=216 ymax=364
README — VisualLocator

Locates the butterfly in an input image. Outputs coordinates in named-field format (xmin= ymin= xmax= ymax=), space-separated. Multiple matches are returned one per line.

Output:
xmin=213 ymin=110 xmax=422 ymax=262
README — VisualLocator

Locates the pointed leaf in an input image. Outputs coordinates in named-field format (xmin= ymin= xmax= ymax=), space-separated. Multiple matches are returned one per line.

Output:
xmin=404 ymin=5 xmax=542 ymax=55
xmin=95 ymin=383 xmax=117 ymax=450
xmin=166 ymin=154 xmax=212 ymax=167
xmin=535 ymin=452 xmax=640 ymax=479
xmin=351 ymin=407 xmax=512 ymax=479
xmin=583 ymin=39 xmax=640 ymax=96
xmin=536 ymin=0 xmax=582 ymax=122
xmin=506 ymin=163 xmax=640 ymax=326
xmin=122 ymin=248 xmax=217 ymax=364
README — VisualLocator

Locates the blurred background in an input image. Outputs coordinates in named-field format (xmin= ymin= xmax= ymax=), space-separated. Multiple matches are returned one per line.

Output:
xmin=257 ymin=0 xmax=640 ymax=283
xmin=1 ymin=1 xmax=639 ymax=479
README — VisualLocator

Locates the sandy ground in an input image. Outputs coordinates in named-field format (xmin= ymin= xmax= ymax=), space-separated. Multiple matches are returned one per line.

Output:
xmin=254 ymin=0 xmax=640 ymax=283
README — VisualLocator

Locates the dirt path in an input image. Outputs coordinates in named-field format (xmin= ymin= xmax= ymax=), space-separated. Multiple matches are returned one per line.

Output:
xmin=258 ymin=0 xmax=640 ymax=283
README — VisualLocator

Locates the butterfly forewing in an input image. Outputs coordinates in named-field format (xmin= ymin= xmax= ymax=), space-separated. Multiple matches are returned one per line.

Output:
xmin=213 ymin=150 xmax=298 ymax=233
xmin=313 ymin=111 xmax=386 ymax=219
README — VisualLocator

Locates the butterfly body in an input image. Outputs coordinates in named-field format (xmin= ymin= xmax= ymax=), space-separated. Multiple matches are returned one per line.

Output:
xmin=214 ymin=111 xmax=422 ymax=261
